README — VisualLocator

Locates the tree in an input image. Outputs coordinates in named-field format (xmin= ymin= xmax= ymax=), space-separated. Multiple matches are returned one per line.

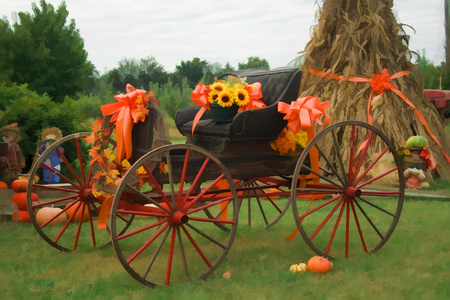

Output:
xmin=299 ymin=0 xmax=450 ymax=178
xmin=0 ymin=0 xmax=93 ymax=102
xmin=445 ymin=0 xmax=449 ymax=70
xmin=238 ymin=56 xmax=270 ymax=70
xmin=175 ymin=57 xmax=208 ymax=88
xmin=104 ymin=56 xmax=168 ymax=92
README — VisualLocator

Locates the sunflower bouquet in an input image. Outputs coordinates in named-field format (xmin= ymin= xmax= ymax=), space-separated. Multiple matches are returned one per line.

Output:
xmin=190 ymin=75 xmax=265 ymax=132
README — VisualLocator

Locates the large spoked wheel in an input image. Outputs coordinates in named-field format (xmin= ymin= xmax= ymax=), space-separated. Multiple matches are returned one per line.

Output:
xmin=236 ymin=177 xmax=291 ymax=229
xmin=110 ymin=144 xmax=239 ymax=287
xmin=26 ymin=132 xmax=134 ymax=252
xmin=291 ymin=121 xmax=405 ymax=259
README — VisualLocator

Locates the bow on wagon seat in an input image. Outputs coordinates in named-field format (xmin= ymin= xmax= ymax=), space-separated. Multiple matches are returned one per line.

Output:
xmin=175 ymin=67 xmax=302 ymax=142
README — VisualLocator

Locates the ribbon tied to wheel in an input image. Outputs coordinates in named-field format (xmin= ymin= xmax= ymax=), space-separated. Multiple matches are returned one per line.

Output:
xmin=101 ymin=84 xmax=158 ymax=164
xmin=309 ymin=68 xmax=450 ymax=162
xmin=278 ymin=96 xmax=330 ymax=240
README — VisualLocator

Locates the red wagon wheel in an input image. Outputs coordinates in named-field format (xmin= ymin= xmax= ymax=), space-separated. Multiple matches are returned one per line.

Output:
xmin=26 ymin=132 xmax=133 ymax=252
xmin=110 ymin=144 xmax=239 ymax=287
xmin=291 ymin=121 xmax=405 ymax=259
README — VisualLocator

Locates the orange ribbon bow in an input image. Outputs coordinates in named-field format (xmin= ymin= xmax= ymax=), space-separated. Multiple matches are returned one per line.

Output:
xmin=310 ymin=68 xmax=450 ymax=162
xmin=277 ymin=96 xmax=330 ymax=134
xmin=101 ymin=84 xmax=157 ymax=164
xmin=191 ymin=83 xmax=212 ymax=134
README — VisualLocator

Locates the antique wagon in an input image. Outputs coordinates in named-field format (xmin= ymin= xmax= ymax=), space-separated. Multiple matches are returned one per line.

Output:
xmin=26 ymin=67 xmax=405 ymax=287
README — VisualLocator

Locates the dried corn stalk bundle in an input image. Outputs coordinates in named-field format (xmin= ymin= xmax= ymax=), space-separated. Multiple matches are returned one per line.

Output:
xmin=300 ymin=0 xmax=450 ymax=178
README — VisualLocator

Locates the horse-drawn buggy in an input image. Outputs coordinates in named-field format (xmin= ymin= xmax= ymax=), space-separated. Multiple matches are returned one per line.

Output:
xmin=26 ymin=67 xmax=405 ymax=287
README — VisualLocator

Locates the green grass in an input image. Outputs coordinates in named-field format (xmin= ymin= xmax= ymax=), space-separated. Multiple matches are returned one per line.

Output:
xmin=1 ymin=192 xmax=449 ymax=299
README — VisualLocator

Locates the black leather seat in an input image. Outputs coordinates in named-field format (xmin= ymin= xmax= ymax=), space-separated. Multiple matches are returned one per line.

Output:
xmin=175 ymin=67 xmax=302 ymax=141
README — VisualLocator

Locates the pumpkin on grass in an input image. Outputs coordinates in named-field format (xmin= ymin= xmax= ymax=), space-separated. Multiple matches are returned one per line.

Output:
xmin=36 ymin=207 xmax=67 ymax=225
xmin=0 ymin=181 xmax=7 ymax=189
xmin=307 ymin=256 xmax=332 ymax=274
xmin=65 ymin=201 xmax=90 ymax=222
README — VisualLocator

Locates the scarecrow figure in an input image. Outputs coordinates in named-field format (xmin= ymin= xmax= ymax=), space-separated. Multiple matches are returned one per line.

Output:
xmin=0 ymin=123 xmax=26 ymax=185
xmin=37 ymin=128 xmax=63 ymax=184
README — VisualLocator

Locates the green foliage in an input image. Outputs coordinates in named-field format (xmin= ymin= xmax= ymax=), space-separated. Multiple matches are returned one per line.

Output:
xmin=149 ymin=77 xmax=193 ymax=119
xmin=0 ymin=82 xmax=103 ymax=170
xmin=238 ymin=56 xmax=270 ymax=70
xmin=0 ymin=0 xmax=93 ymax=102
xmin=175 ymin=57 xmax=208 ymax=88
xmin=104 ymin=56 xmax=169 ymax=93
xmin=412 ymin=50 xmax=446 ymax=89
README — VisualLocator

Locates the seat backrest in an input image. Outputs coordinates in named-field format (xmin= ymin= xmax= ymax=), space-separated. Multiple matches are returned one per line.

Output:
xmin=234 ymin=67 xmax=301 ymax=106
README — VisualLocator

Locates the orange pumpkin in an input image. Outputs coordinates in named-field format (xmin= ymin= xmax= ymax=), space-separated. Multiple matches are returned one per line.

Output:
xmin=65 ymin=201 xmax=90 ymax=223
xmin=12 ymin=210 xmax=31 ymax=222
xmin=0 ymin=181 xmax=7 ymax=189
xmin=12 ymin=192 xmax=39 ymax=210
xmin=36 ymin=207 xmax=67 ymax=225
xmin=307 ymin=256 xmax=332 ymax=274
xmin=11 ymin=180 xmax=28 ymax=193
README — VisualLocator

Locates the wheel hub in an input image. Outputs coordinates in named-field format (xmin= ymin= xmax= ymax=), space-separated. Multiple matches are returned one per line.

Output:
xmin=345 ymin=186 xmax=361 ymax=199
xmin=170 ymin=210 xmax=189 ymax=225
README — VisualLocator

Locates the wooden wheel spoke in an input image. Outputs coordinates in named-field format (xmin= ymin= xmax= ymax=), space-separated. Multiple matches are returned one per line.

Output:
xmin=142 ymin=163 xmax=172 ymax=208
xmin=164 ymin=151 xmax=177 ymax=209
xmin=118 ymin=219 xmax=168 ymax=240
xmin=255 ymin=197 xmax=268 ymax=226
xmin=142 ymin=225 xmax=173 ymax=280
xmin=86 ymin=203 xmax=96 ymax=247
xmin=73 ymin=203 xmax=87 ymax=250
xmin=309 ymin=198 xmax=345 ymax=241
xmin=298 ymin=193 xmax=343 ymax=221
xmin=53 ymin=202 xmax=80 ymax=243
xmin=352 ymin=130 xmax=375 ymax=184
xmin=181 ymin=157 xmax=211 ymax=205
xmin=353 ymin=199 xmax=385 ymax=240
xmin=177 ymin=150 xmax=190 ymax=207
xmin=125 ymin=183 xmax=172 ymax=215
xmin=55 ymin=146 xmax=83 ymax=187
xmin=186 ymin=195 xmax=233 ymax=216
xmin=127 ymin=223 xmax=171 ymax=264
xmin=185 ymin=223 xmax=227 ymax=249
xmin=117 ymin=209 xmax=168 ymax=219
xmin=300 ymin=164 xmax=343 ymax=189
xmin=32 ymin=195 xmax=79 ymax=209
xmin=40 ymin=162 xmax=82 ymax=190
xmin=177 ymin=226 xmax=190 ymax=279
xmin=296 ymin=187 xmax=344 ymax=195
xmin=357 ymin=196 xmax=396 ymax=217
xmin=183 ymin=173 xmax=226 ymax=211
xmin=165 ymin=227 xmax=177 ymax=286
xmin=33 ymin=183 xmax=79 ymax=194
xmin=357 ymin=166 xmax=399 ymax=189
xmin=331 ymin=129 xmax=348 ymax=186
xmin=325 ymin=201 xmax=347 ymax=255
xmin=315 ymin=144 xmax=346 ymax=186
xmin=345 ymin=198 xmax=351 ymax=257
xmin=354 ymin=146 xmax=390 ymax=186
xmin=75 ymin=139 xmax=87 ymax=185
xmin=189 ymin=217 xmax=234 ymax=225
xmin=181 ymin=225 xmax=212 ymax=268
xmin=350 ymin=200 xmax=368 ymax=253
xmin=348 ymin=125 xmax=356 ymax=183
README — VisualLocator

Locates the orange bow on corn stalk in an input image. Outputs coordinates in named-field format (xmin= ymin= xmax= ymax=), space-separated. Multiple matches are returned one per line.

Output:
xmin=310 ymin=68 xmax=450 ymax=162
xmin=101 ymin=84 xmax=158 ymax=164
xmin=278 ymin=96 xmax=330 ymax=241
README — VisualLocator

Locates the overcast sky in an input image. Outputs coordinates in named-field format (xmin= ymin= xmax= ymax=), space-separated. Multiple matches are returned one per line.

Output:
xmin=1 ymin=0 xmax=447 ymax=74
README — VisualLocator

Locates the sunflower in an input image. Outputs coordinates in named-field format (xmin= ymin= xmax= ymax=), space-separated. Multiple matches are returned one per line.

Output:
xmin=217 ymin=91 xmax=234 ymax=107
xmin=233 ymin=86 xmax=250 ymax=106
xmin=207 ymin=89 xmax=220 ymax=103
xmin=210 ymin=82 xmax=226 ymax=92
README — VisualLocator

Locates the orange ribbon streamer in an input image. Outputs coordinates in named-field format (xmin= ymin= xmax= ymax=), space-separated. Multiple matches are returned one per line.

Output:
xmin=101 ymin=84 xmax=156 ymax=164
xmin=278 ymin=96 xmax=330 ymax=240
xmin=310 ymin=68 xmax=450 ymax=162
xmin=277 ymin=96 xmax=330 ymax=134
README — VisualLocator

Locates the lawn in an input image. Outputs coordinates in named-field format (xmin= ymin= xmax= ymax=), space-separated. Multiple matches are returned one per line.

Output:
xmin=1 ymin=186 xmax=449 ymax=299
